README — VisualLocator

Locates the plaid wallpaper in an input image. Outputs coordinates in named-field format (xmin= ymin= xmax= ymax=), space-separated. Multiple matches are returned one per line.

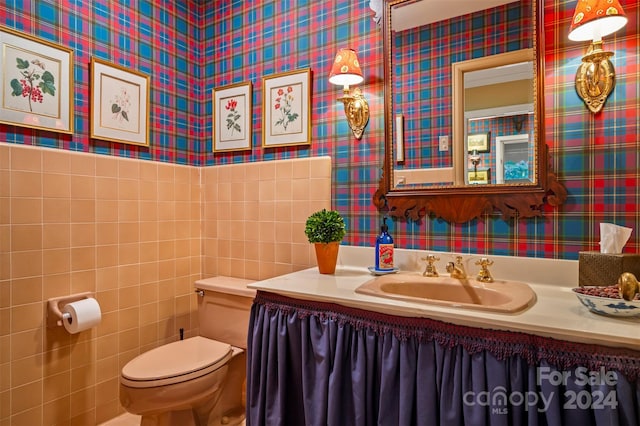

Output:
xmin=0 ymin=0 xmax=202 ymax=164
xmin=1 ymin=0 xmax=639 ymax=261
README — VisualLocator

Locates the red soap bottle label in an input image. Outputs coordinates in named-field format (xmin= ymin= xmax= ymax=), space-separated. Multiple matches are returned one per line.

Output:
xmin=378 ymin=244 xmax=394 ymax=269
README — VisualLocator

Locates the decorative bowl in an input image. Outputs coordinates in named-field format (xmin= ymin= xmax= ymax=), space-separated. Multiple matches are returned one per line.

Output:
xmin=572 ymin=287 xmax=640 ymax=318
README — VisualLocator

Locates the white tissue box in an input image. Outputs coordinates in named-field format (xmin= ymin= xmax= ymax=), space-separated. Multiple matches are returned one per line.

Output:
xmin=578 ymin=251 xmax=640 ymax=286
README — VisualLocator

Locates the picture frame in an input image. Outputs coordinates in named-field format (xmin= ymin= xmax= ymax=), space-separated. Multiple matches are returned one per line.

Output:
xmin=468 ymin=168 xmax=491 ymax=185
xmin=467 ymin=132 xmax=491 ymax=153
xmin=212 ymin=81 xmax=252 ymax=152
xmin=262 ymin=68 xmax=311 ymax=148
xmin=90 ymin=57 xmax=150 ymax=146
xmin=0 ymin=26 xmax=74 ymax=134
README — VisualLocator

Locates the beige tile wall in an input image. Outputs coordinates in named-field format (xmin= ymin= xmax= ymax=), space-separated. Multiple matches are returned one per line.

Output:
xmin=0 ymin=143 xmax=331 ymax=425
xmin=0 ymin=144 xmax=201 ymax=425
xmin=201 ymin=156 xmax=331 ymax=280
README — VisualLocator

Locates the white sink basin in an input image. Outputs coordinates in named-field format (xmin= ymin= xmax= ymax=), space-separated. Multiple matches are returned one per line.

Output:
xmin=355 ymin=274 xmax=536 ymax=313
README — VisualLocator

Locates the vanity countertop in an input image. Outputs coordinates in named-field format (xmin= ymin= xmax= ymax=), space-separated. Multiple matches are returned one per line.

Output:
xmin=247 ymin=266 xmax=640 ymax=350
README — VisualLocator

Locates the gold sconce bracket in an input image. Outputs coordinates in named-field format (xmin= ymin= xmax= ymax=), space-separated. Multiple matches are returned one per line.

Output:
xmin=575 ymin=41 xmax=616 ymax=114
xmin=337 ymin=87 xmax=370 ymax=140
xmin=567 ymin=0 xmax=626 ymax=114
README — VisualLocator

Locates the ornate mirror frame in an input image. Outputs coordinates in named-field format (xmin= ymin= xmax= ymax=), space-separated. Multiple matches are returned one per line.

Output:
xmin=373 ymin=0 xmax=567 ymax=223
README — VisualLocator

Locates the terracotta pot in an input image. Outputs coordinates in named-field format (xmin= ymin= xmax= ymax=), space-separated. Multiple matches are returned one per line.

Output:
xmin=314 ymin=242 xmax=340 ymax=274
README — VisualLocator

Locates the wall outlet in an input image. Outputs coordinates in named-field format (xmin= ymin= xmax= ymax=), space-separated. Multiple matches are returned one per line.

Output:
xmin=439 ymin=135 xmax=449 ymax=151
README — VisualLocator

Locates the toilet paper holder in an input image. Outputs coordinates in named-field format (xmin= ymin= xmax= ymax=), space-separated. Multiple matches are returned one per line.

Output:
xmin=47 ymin=292 xmax=95 ymax=327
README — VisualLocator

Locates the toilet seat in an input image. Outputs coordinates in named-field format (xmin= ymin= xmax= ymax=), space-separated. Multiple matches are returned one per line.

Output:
xmin=121 ymin=336 xmax=232 ymax=388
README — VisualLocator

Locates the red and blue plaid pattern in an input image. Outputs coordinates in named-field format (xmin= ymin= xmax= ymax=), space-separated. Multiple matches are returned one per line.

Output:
xmin=1 ymin=0 xmax=639 ymax=261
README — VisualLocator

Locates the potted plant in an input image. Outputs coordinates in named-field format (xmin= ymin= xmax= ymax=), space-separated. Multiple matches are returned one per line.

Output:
xmin=305 ymin=209 xmax=346 ymax=274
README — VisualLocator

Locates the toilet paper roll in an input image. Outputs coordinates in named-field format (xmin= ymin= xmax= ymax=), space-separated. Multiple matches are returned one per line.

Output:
xmin=61 ymin=297 xmax=102 ymax=334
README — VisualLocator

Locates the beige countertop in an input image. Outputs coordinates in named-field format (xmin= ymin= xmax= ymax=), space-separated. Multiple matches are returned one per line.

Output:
xmin=247 ymin=265 xmax=640 ymax=351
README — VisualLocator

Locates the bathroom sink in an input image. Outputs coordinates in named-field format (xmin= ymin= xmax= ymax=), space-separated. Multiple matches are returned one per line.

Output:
xmin=355 ymin=274 xmax=536 ymax=313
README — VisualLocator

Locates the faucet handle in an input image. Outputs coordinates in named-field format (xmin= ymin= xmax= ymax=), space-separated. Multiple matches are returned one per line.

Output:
xmin=475 ymin=257 xmax=494 ymax=283
xmin=421 ymin=254 xmax=440 ymax=277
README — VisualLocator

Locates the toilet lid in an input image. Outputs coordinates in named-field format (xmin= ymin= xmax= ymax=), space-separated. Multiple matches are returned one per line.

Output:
xmin=121 ymin=336 xmax=232 ymax=387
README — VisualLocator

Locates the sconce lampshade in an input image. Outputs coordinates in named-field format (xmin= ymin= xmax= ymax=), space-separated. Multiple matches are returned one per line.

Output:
xmin=568 ymin=0 xmax=627 ymax=41
xmin=329 ymin=48 xmax=364 ymax=87
xmin=328 ymin=48 xmax=369 ymax=139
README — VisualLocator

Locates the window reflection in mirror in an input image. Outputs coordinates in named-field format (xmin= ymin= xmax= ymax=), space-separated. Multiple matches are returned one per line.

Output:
xmin=462 ymin=60 xmax=535 ymax=185
xmin=451 ymin=48 xmax=536 ymax=185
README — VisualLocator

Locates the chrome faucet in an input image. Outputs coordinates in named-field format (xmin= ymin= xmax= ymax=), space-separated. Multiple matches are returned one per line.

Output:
xmin=446 ymin=256 xmax=467 ymax=279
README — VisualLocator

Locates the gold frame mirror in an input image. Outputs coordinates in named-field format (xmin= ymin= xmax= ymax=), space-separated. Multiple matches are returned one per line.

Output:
xmin=373 ymin=0 xmax=566 ymax=223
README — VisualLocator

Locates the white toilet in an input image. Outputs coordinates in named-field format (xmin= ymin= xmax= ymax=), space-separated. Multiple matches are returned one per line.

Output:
xmin=119 ymin=276 xmax=256 ymax=426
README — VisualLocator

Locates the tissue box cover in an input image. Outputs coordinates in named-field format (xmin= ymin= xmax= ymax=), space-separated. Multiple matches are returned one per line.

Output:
xmin=578 ymin=251 xmax=640 ymax=286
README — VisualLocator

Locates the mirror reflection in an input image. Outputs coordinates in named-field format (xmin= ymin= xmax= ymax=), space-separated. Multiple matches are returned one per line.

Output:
xmin=376 ymin=0 xmax=567 ymax=223
xmin=455 ymin=50 xmax=536 ymax=186
xmin=388 ymin=0 xmax=536 ymax=190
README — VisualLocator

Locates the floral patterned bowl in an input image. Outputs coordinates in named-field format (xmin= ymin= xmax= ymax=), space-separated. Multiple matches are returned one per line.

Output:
xmin=572 ymin=288 xmax=640 ymax=318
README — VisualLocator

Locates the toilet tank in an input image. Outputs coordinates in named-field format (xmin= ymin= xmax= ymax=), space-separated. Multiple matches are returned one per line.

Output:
xmin=195 ymin=276 xmax=256 ymax=349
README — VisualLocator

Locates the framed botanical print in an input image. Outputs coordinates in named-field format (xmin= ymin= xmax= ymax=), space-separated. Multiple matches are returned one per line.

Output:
xmin=212 ymin=81 xmax=252 ymax=152
xmin=0 ymin=26 xmax=74 ymax=133
xmin=262 ymin=68 xmax=311 ymax=148
xmin=90 ymin=57 xmax=150 ymax=146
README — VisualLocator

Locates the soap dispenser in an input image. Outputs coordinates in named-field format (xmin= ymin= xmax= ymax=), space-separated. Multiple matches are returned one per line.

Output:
xmin=375 ymin=217 xmax=394 ymax=271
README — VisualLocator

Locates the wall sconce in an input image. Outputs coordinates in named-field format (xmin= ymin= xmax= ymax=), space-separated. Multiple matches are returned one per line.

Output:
xmin=328 ymin=48 xmax=370 ymax=139
xmin=568 ymin=0 xmax=627 ymax=113
xmin=469 ymin=149 xmax=481 ymax=178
